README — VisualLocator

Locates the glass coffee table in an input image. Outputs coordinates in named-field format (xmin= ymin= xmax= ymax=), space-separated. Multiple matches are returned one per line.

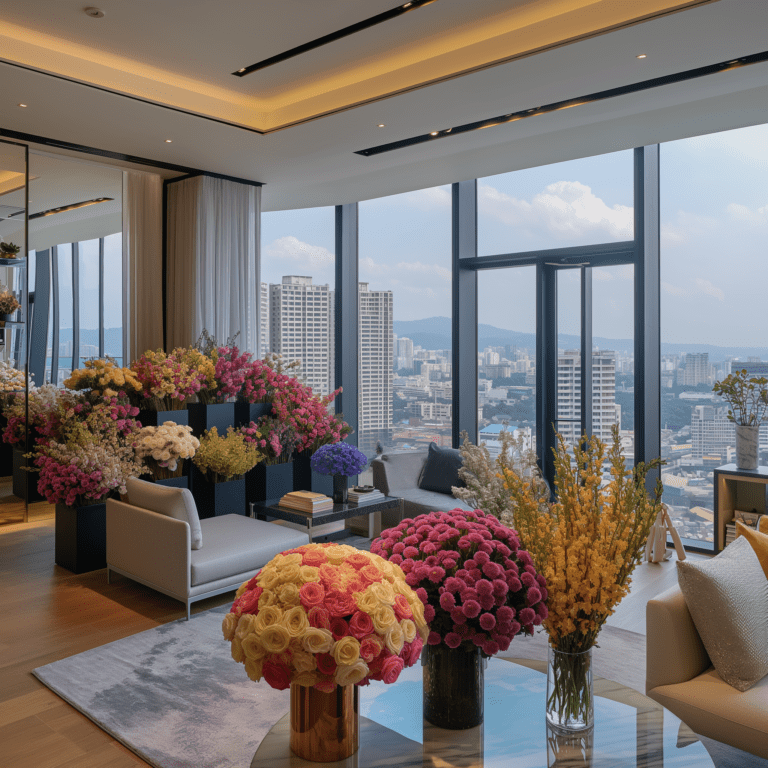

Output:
xmin=251 ymin=656 xmax=713 ymax=767
xmin=250 ymin=496 xmax=401 ymax=542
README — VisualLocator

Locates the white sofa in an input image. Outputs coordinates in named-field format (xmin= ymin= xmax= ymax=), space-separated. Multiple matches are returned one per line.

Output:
xmin=106 ymin=478 xmax=309 ymax=619
xmin=646 ymin=584 xmax=768 ymax=759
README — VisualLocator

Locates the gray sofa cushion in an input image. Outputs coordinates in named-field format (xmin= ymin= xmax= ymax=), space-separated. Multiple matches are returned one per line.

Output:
xmin=126 ymin=477 xmax=203 ymax=550
xmin=401 ymin=488 xmax=474 ymax=518
xmin=190 ymin=515 xmax=308 ymax=586
xmin=418 ymin=442 xmax=465 ymax=495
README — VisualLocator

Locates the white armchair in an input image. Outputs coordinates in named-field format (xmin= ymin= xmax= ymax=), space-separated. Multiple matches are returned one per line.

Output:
xmin=107 ymin=478 xmax=309 ymax=619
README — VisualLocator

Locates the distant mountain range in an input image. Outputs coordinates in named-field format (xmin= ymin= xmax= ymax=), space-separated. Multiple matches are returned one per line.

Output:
xmin=55 ymin=327 xmax=123 ymax=358
xmin=393 ymin=317 xmax=768 ymax=361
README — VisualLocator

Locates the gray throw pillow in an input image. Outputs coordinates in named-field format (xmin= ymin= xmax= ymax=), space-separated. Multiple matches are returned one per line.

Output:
xmin=126 ymin=477 xmax=203 ymax=550
xmin=418 ymin=442 xmax=465 ymax=495
xmin=676 ymin=535 xmax=768 ymax=691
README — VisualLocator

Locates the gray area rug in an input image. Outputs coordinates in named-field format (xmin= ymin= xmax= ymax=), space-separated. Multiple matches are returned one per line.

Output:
xmin=33 ymin=602 xmax=767 ymax=768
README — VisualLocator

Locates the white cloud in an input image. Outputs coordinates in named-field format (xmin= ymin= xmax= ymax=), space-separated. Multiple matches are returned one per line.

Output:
xmin=359 ymin=255 xmax=389 ymax=277
xmin=264 ymin=236 xmax=333 ymax=268
xmin=395 ymin=260 xmax=451 ymax=282
xmin=694 ymin=277 xmax=725 ymax=302
xmin=479 ymin=180 xmax=633 ymax=240
xmin=660 ymin=211 xmax=719 ymax=245
xmin=398 ymin=186 xmax=451 ymax=210
xmin=727 ymin=202 xmax=768 ymax=225
xmin=661 ymin=281 xmax=687 ymax=297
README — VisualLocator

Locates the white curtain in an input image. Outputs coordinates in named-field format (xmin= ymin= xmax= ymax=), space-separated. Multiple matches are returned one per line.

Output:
xmin=166 ymin=176 xmax=260 ymax=352
xmin=123 ymin=170 xmax=164 ymax=362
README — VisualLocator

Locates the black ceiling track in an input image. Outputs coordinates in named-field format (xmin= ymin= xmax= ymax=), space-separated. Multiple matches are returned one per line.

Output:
xmin=8 ymin=197 xmax=114 ymax=220
xmin=232 ymin=0 xmax=438 ymax=77
xmin=355 ymin=49 xmax=768 ymax=157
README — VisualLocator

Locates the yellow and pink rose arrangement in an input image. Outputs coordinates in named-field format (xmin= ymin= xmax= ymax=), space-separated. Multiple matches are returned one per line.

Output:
xmin=223 ymin=543 xmax=429 ymax=691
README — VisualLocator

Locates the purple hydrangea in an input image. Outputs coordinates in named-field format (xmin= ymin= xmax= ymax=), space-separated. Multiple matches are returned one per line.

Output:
xmin=310 ymin=442 xmax=368 ymax=477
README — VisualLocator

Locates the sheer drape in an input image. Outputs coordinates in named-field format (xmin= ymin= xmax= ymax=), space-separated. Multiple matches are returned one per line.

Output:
xmin=123 ymin=170 xmax=164 ymax=362
xmin=166 ymin=176 xmax=260 ymax=351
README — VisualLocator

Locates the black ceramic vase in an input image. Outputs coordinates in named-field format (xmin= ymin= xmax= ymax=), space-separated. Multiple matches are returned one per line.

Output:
xmin=422 ymin=644 xmax=486 ymax=729
xmin=332 ymin=474 xmax=348 ymax=504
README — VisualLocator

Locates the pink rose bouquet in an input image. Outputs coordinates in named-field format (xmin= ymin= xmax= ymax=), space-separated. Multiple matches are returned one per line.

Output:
xmin=371 ymin=508 xmax=548 ymax=657
xmin=223 ymin=542 xmax=429 ymax=691
xmin=130 ymin=348 xmax=210 ymax=410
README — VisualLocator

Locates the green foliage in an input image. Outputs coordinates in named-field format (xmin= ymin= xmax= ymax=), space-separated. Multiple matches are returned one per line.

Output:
xmin=712 ymin=369 xmax=768 ymax=425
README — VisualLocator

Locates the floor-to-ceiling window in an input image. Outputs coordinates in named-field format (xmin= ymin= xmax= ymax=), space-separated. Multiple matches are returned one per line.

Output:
xmin=358 ymin=186 xmax=453 ymax=458
xmin=475 ymin=150 xmax=637 ymax=471
xmin=260 ymin=207 xmax=336 ymax=394
xmin=659 ymin=124 xmax=768 ymax=550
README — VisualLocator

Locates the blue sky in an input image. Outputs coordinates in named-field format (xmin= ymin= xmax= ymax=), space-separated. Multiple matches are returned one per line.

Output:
xmin=255 ymin=123 xmax=768 ymax=349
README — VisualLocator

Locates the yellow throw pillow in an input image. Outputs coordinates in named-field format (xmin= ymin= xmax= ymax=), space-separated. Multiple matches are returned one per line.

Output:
xmin=736 ymin=521 xmax=768 ymax=581
xmin=759 ymin=516 xmax=768 ymax=535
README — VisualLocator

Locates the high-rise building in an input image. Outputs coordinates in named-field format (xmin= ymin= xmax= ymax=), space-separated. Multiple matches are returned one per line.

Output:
xmin=691 ymin=405 xmax=734 ymax=460
xmin=557 ymin=349 xmax=617 ymax=444
xmin=259 ymin=282 xmax=270 ymax=357
xmin=679 ymin=353 xmax=711 ymax=386
xmin=268 ymin=276 xmax=334 ymax=396
xmin=394 ymin=335 xmax=414 ymax=371
xmin=359 ymin=282 xmax=393 ymax=451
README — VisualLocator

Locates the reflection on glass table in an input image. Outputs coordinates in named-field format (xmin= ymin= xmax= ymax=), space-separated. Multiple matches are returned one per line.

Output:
xmin=252 ymin=656 xmax=712 ymax=767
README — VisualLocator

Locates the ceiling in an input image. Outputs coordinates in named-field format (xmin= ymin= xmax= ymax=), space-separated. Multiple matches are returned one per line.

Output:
xmin=0 ymin=0 xmax=767 ymax=210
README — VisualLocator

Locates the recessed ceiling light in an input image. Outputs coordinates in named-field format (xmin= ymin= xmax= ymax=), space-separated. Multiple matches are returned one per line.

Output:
xmin=636 ymin=54 xmax=647 ymax=59
xmin=165 ymin=139 xmax=173 ymax=143
xmin=377 ymin=124 xmax=385 ymax=128
xmin=430 ymin=131 xmax=439 ymax=136
xmin=18 ymin=103 xmax=27 ymax=108
xmin=84 ymin=7 xmax=105 ymax=18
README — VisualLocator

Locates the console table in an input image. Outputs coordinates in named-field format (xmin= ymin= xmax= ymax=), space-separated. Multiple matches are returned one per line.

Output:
xmin=250 ymin=496 xmax=401 ymax=542
xmin=713 ymin=464 xmax=768 ymax=551
xmin=252 ymin=657 xmax=712 ymax=767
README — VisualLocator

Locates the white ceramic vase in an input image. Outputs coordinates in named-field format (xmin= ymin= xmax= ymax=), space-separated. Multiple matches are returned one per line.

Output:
xmin=735 ymin=424 xmax=759 ymax=470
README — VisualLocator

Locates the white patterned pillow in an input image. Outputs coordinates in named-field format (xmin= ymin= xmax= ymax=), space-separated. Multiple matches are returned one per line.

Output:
xmin=677 ymin=535 xmax=768 ymax=691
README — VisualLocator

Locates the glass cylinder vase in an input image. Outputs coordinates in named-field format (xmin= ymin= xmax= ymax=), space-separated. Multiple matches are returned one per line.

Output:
xmin=546 ymin=647 xmax=594 ymax=733
xmin=332 ymin=474 xmax=348 ymax=504
xmin=422 ymin=643 xmax=486 ymax=729
xmin=289 ymin=683 xmax=359 ymax=762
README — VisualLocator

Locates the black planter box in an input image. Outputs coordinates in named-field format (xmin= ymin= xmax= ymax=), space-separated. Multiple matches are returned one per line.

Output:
xmin=154 ymin=476 xmax=189 ymax=490
xmin=234 ymin=401 xmax=273 ymax=427
xmin=0 ymin=415 xmax=12 ymax=477
xmin=137 ymin=409 xmax=189 ymax=428
xmin=192 ymin=474 xmax=246 ymax=519
xmin=293 ymin=451 xmax=334 ymax=496
xmin=12 ymin=448 xmax=43 ymax=503
xmin=248 ymin=461 xmax=294 ymax=504
xmin=55 ymin=502 xmax=107 ymax=574
xmin=187 ymin=402 xmax=236 ymax=437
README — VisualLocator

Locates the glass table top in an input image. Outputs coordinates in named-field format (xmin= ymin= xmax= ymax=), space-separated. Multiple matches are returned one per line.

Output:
xmin=252 ymin=656 xmax=713 ymax=767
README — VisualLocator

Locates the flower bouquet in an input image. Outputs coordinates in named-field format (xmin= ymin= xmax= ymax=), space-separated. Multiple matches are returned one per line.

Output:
xmin=1 ymin=384 xmax=80 ymax=447
xmin=239 ymin=416 xmax=299 ymax=465
xmin=222 ymin=542 xmax=429 ymax=690
xmin=133 ymin=421 xmax=200 ymax=479
xmin=130 ymin=348 xmax=210 ymax=411
xmin=0 ymin=288 xmax=21 ymax=322
xmin=372 ymin=507 xmax=547 ymax=728
xmin=311 ymin=441 xmax=368 ymax=503
xmin=0 ymin=361 xmax=28 ymax=401
xmin=34 ymin=395 xmax=144 ymax=506
xmin=200 ymin=345 xmax=251 ymax=404
xmin=64 ymin=358 xmax=143 ymax=402
xmin=505 ymin=426 xmax=662 ymax=732
xmin=192 ymin=426 xmax=263 ymax=483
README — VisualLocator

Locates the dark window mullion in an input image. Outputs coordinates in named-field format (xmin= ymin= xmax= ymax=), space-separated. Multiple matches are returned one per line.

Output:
xmin=51 ymin=246 xmax=59 ymax=385
xmin=98 ymin=237 xmax=105 ymax=357
xmin=581 ymin=266 xmax=593 ymax=439
xmin=72 ymin=243 xmax=80 ymax=369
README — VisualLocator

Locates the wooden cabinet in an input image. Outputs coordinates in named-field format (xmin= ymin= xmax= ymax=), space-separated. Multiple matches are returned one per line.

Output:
xmin=714 ymin=464 xmax=768 ymax=551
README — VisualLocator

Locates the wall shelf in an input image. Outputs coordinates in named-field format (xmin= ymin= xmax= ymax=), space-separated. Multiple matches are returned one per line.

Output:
xmin=714 ymin=464 xmax=768 ymax=551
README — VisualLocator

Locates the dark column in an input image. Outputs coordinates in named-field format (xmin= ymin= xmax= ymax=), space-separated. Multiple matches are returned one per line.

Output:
xmin=634 ymin=145 xmax=661 ymax=489
xmin=537 ymin=263 xmax=558 ymax=488
xmin=452 ymin=180 xmax=478 ymax=447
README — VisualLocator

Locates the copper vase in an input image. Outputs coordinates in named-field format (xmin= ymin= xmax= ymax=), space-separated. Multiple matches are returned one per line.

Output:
xmin=290 ymin=683 xmax=359 ymax=762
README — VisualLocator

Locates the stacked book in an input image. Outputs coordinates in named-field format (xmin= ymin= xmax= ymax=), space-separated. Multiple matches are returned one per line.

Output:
xmin=348 ymin=487 xmax=385 ymax=505
xmin=279 ymin=491 xmax=334 ymax=514
xmin=726 ymin=510 xmax=764 ymax=547
xmin=725 ymin=522 xmax=737 ymax=547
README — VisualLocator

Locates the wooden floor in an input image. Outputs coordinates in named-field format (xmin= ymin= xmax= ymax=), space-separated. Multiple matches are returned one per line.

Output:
xmin=0 ymin=477 xmax=704 ymax=768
